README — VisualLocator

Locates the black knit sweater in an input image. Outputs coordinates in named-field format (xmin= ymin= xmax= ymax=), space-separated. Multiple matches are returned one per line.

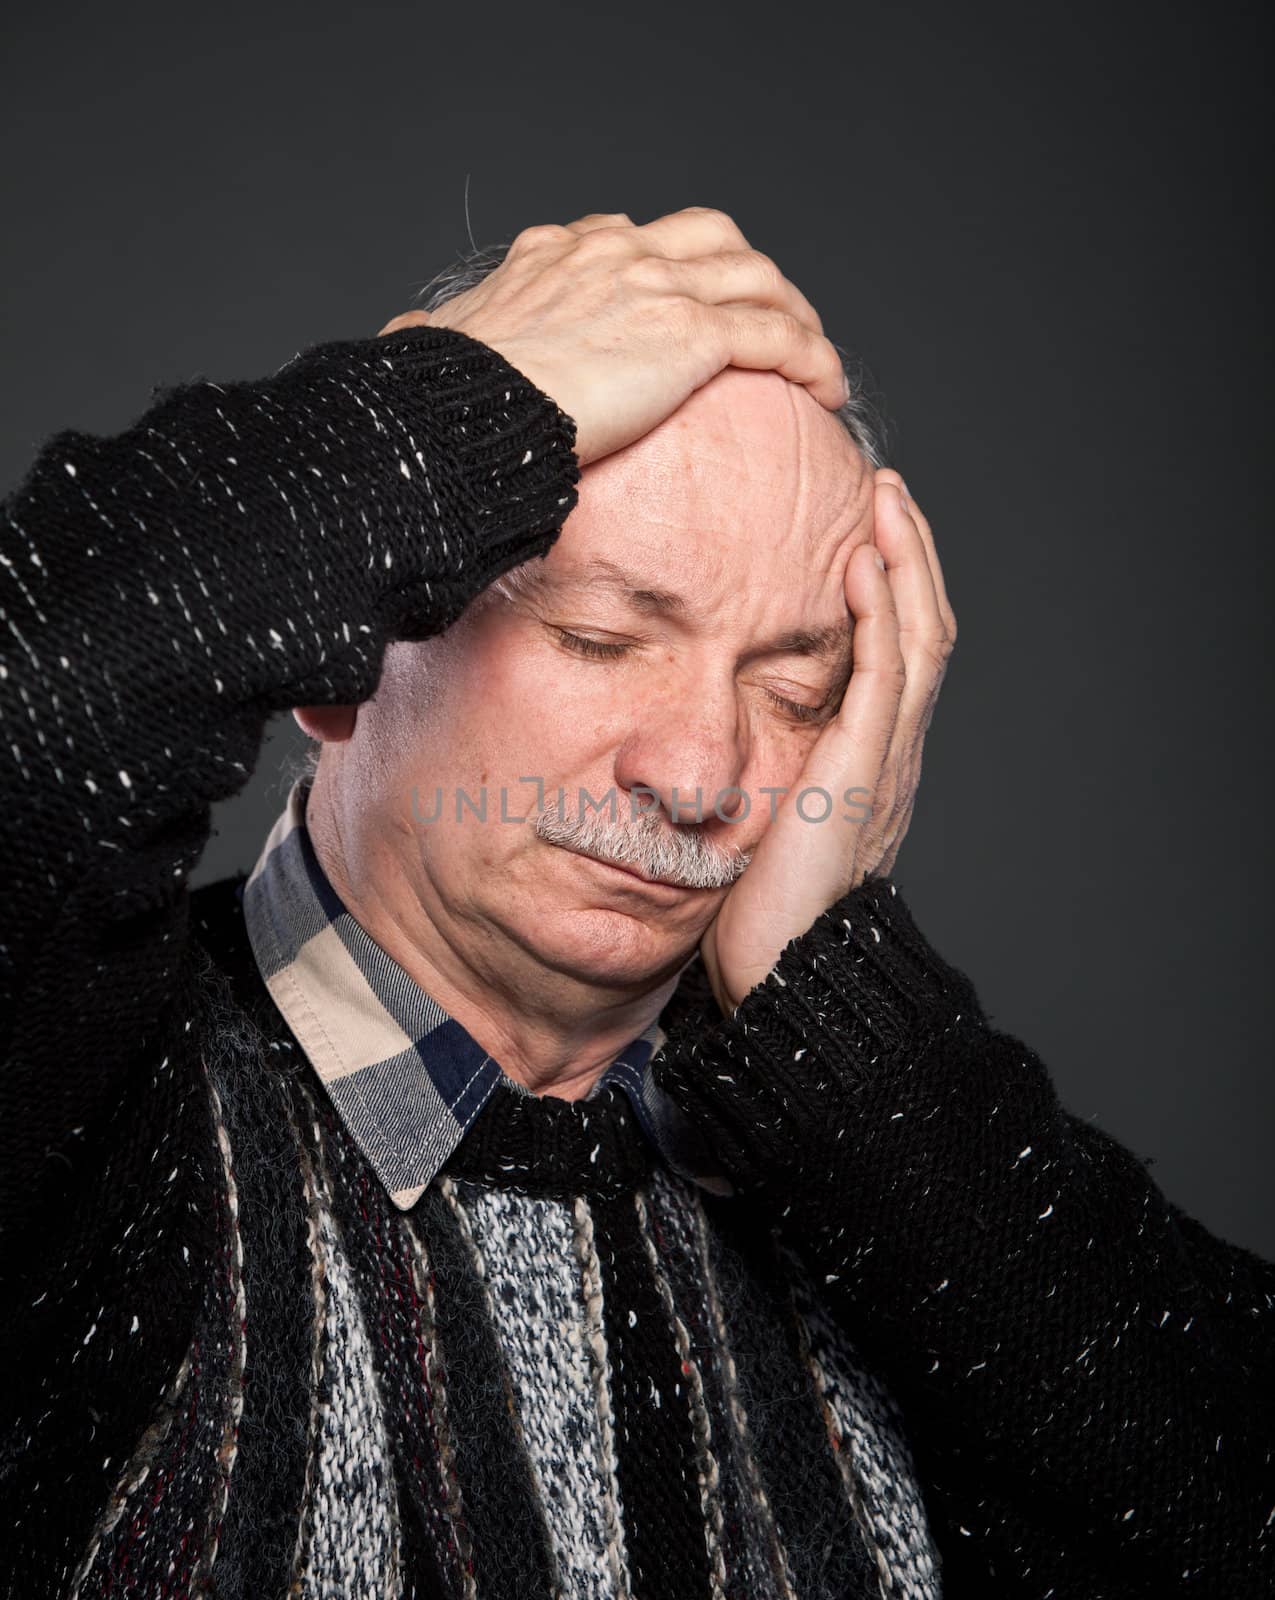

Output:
xmin=0 ymin=324 xmax=1271 ymax=1598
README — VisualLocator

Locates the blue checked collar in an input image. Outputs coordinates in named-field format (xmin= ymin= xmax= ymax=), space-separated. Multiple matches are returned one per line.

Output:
xmin=242 ymin=778 xmax=731 ymax=1208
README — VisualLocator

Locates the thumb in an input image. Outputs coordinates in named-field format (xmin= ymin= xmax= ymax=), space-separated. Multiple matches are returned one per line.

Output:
xmin=378 ymin=310 xmax=432 ymax=337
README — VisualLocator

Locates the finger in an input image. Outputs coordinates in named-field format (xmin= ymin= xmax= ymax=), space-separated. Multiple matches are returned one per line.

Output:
xmin=714 ymin=305 xmax=847 ymax=410
xmin=905 ymin=493 xmax=957 ymax=645
xmin=876 ymin=788 xmax=917 ymax=876
xmin=378 ymin=310 xmax=431 ymax=337
xmin=874 ymin=469 xmax=956 ymax=643
xmin=873 ymin=480 xmax=950 ymax=733
xmin=799 ymin=541 xmax=905 ymax=805
xmin=563 ymin=211 xmax=637 ymax=233
xmin=635 ymin=204 xmax=753 ymax=257
xmin=662 ymin=249 xmax=824 ymax=336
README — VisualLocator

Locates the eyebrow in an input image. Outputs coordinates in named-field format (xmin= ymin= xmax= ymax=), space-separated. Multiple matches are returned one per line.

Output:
xmin=537 ymin=557 xmax=854 ymax=672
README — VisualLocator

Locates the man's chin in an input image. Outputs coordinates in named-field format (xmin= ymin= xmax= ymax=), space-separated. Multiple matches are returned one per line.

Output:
xmin=508 ymin=896 xmax=702 ymax=990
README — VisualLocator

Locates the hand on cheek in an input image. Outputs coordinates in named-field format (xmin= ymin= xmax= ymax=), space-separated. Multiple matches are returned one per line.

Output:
xmin=699 ymin=472 xmax=956 ymax=1015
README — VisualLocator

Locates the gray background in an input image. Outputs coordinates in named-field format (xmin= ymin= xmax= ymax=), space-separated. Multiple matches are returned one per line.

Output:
xmin=4 ymin=0 xmax=1271 ymax=1255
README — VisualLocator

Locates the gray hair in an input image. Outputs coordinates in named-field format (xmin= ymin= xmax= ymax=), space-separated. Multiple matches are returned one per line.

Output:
xmin=285 ymin=739 xmax=323 ymax=786
xmin=416 ymin=239 xmax=891 ymax=469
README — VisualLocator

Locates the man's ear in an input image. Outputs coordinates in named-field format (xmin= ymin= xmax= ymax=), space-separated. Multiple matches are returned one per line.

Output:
xmin=291 ymin=705 xmax=357 ymax=742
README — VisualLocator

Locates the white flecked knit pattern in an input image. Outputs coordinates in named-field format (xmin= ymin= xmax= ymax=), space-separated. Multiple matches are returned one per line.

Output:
xmin=458 ymin=1186 xmax=624 ymax=1600
xmin=66 ymin=1347 xmax=197 ymax=1598
xmin=646 ymin=1166 xmax=801 ymax=1600
xmin=195 ymin=1073 xmax=249 ymax=1590
xmin=787 ymin=1258 xmax=940 ymax=1600
xmin=302 ymin=1174 xmax=401 ymax=1598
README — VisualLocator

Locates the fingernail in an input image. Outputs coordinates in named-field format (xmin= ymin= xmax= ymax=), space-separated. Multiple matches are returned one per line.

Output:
xmin=874 ymin=551 xmax=886 ymax=571
xmin=897 ymin=483 xmax=910 ymax=510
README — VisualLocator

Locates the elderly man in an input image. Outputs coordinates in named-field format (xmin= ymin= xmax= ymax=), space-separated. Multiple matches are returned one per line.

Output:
xmin=1 ymin=208 xmax=1269 ymax=1599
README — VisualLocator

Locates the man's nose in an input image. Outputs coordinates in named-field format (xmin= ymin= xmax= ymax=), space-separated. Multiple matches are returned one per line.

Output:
xmin=612 ymin=683 xmax=750 ymax=827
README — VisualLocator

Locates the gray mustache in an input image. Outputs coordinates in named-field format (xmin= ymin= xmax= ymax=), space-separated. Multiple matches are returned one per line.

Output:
xmin=533 ymin=798 xmax=752 ymax=891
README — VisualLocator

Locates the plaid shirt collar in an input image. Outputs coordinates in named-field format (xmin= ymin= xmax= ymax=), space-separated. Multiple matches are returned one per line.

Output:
xmin=242 ymin=778 xmax=731 ymax=1208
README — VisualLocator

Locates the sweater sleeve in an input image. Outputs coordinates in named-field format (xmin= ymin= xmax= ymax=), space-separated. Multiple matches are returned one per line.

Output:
xmin=0 ymin=324 xmax=579 ymax=1247
xmin=651 ymin=876 xmax=1275 ymax=1596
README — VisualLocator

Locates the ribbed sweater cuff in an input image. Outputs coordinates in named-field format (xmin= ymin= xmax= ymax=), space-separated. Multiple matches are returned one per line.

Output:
xmin=762 ymin=874 xmax=982 ymax=1047
xmin=653 ymin=876 xmax=984 ymax=1189
xmin=281 ymin=324 xmax=580 ymax=627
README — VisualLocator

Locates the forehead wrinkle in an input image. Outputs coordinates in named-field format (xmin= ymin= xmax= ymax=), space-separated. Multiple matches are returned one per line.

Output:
xmin=505 ymin=556 xmax=689 ymax=617
xmin=536 ymin=555 xmax=853 ymax=683
xmin=576 ymin=556 xmax=690 ymax=618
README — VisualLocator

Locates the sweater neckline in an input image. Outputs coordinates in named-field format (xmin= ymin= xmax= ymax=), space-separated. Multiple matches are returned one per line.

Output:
xmin=440 ymin=1072 xmax=658 ymax=1200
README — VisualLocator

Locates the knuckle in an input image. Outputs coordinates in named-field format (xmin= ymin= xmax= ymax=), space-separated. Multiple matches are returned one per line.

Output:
xmin=682 ymin=204 xmax=741 ymax=240
xmin=743 ymin=247 xmax=784 ymax=290
xmin=677 ymin=288 xmax=708 ymax=318
xmin=575 ymin=225 xmax=631 ymax=258
xmin=752 ymin=307 xmax=803 ymax=355
xmin=625 ymin=252 xmax=676 ymax=291
xmin=647 ymin=292 xmax=698 ymax=345
xmin=512 ymin=222 xmax=570 ymax=252
xmin=669 ymin=294 xmax=710 ymax=337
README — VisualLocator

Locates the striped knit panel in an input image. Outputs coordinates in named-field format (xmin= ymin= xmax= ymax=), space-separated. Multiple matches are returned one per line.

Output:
xmin=643 ymin=1168 xmax=800 ymax=1600
xmin=300 ymin=1172 xmax=402 ymax=1596
xmin=67 ymin=1072 xmax=247 ymax=1599
xmin=196 ymin=1038 xmax=324 ymax=1598
xmin=697 ymin=1197 xmax=879 ymax=1600
xmin=407 ymin=1184 xmax=561 ymax=1600
xmin=448 ymin=1185 xmax=627 ymax=1600
xmin=304 ymin=1085 xmax=472 ymax=1600
xmin=785 ymin=1259 xmax=941 ymax=1600
xmin=589 ymin=1189 xmax=718 ymax=1600
xmin=282 ymin=1124 xmax=332 ymax=1595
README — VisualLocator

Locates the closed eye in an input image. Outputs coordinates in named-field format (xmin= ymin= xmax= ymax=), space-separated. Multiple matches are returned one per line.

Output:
xmin=552 ymin=629 xmax=830 ymax=725
xmin=554 ymin=628 xmax=629 ymax=661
